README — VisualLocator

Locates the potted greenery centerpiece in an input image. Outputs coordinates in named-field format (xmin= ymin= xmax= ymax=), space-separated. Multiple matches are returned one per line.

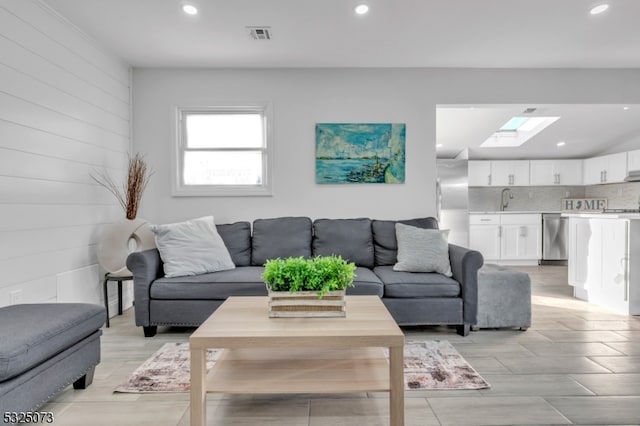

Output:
xmin=262 ymin=255 xmax=356 ymax=317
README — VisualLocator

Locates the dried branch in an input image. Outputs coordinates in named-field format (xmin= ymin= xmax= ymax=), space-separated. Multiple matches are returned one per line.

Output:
xmin=91 ymin=153 xmax=152 ymax=220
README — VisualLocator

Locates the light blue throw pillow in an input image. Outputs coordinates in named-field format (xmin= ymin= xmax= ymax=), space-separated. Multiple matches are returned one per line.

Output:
xmin=393 ymin=223 xmax=452 ymax=277
xmin=150 ymin=216 xmax=235 ymax=277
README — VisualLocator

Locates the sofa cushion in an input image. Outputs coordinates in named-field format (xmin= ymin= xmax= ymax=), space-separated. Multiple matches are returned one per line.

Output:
xmin=252 ymin=217 xmax=312 ymax=266
xmin=393 ymin=223 xmax=452 ymax=277
xmin=372 ymin=217 xmax=439 ymax=266
xmin=217 ymin=221 xmax=251 ymax=267
xmin=151 ymin=216 xmax=235 ymax=277
xmin=312 ymin=218 xmax=374 ymax=268
xmin=347 ymin=267 xmax=384 ymax=296
xmin=0 ymin=303 xmax=105 ymax=381
xmin=374 ymin=266 xmax=460 ymax=298
xmin=151 ymin=266 xmax=268 ymax=299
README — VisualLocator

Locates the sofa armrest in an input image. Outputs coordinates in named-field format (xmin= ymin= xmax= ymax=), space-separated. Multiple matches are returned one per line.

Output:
xmin=448 ymin=244 xmax=484 ymax=325
xmin=126 ymin=249 xmax=163 ymax=327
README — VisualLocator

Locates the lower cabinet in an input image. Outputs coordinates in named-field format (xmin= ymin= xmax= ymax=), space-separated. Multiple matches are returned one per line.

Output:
xmin=469 ymin=214 xmax=541 ymax=264
xmin=568 ymin=216 xmax=640 ymax=315
xmin=469 ymin=222 xmax=501 ymax=260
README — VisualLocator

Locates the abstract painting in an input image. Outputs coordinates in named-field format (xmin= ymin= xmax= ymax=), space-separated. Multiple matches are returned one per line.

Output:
xmin=315 ymin=123 xmax=405 ymax=184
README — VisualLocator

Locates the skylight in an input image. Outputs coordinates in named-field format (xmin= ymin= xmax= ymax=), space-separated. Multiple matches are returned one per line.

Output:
xmin=481 ymin=116 xmax=560 ymax=148
xmin=499 ymin=116 xmax=528 ymax=131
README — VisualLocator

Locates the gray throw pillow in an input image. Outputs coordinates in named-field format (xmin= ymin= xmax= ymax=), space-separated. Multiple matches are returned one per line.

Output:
xmin=151 ymin=216 xmax=235 ymax=278
xmin=393 ymin=223 xmax=452 ymax=277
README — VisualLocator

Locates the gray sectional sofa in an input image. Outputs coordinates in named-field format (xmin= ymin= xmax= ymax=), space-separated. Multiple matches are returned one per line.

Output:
xmin=127 ymin=217 xmax=484 ymax=337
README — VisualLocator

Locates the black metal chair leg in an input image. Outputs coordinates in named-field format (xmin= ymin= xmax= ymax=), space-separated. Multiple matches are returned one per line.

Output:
xmin=103 ymin=274 xmax=110 ymax=328
xmin=117 ymin=280 xmax=123 ymax=315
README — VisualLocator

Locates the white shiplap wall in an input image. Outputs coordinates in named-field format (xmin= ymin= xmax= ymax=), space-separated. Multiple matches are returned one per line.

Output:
xmin=0 ymin=0 xmax=131 ymax=309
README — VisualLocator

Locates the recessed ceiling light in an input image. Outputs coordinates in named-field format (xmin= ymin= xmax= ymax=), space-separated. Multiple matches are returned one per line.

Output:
xmin=436 ymin=143 xmax=443 ymax=148
xmin=623 ymin=106 xmax=630 ymax=110
xmin=354 ymin=4 xmax=369 ymax=15
xmin=182 ymin=4 xmax=198 ymax=15
xmin=590 ymin=4 xmax=609 ymax=15
xmin=557 ymin=141 xmax=566 ymax=147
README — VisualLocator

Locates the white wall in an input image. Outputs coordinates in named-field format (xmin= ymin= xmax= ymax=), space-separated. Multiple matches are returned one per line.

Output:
xmin=133 ymin=68 xmax=640 ymax=225
xmin=134 ymin=68 xmax=434 ymax=224
xmin=0 ymin=0 xmax=131 ymax=311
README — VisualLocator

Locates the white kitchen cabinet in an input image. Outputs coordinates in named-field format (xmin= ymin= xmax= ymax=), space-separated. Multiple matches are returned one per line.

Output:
xmin=499 ymin=214 xmax=541 ymax=260
xmin=582 ymin=157 xmax=603 ymax=185
xmin=582 ymin=152 xmax=628 ymax=184
xmin=491 ymin=160 xmax=530 ymax=186
xmin=468 ymin=217 xmax=500 ymax=261
xmin=469 ymin=227 xmax=501 ymax=260
xmin=529 ymin=160 xmax=583 ymax=186
xmin=468 ymin=161 xmax=492 ymax=186
xmin=470 ymin=151 xmax=634 ymax=187
xmin=567 ymin=217 xmax=591 ymax=289
xmin=605 ymin=152 xmax=628 ymax=183
xmin=567 ymin=215 xmax=640 ymax=315
xmin=600 ymin=220 xmax=629 ymax=313
xmin=628 ymin=149 xmax=640 ymax=172
xmin=469 ymin=213 xmax=541 ymax=264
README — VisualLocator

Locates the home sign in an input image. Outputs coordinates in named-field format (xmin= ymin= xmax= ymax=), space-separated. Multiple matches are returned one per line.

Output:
xmin=562 ymin=198 xmax=607 ymax=212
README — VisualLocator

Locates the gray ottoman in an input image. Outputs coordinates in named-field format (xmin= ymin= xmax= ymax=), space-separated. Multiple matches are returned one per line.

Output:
xmin=0 ymin=303 xmax=105 ymax=418
xmin=474 ymin=264 xmax=531 ymax=330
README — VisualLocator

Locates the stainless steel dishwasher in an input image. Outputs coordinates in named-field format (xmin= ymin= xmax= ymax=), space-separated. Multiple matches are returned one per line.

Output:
xmin=541 ymin=213 xmax=569 ymax=265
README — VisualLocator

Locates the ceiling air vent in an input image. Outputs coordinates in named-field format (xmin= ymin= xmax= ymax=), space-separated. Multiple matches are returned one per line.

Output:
xmin=522 ymin=108 xmax=537 ymax=114
xmin=247 ymin=26 xmax=271 ymax=40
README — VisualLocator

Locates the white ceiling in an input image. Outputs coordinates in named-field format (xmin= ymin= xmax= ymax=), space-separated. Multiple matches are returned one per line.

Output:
xmin=436 ymin=104 xmax=640 ymax=160
xmin=42 ymin=0 xmax=640 ymax=68
xmin=40 ymin=1 xmax=640 ymax=160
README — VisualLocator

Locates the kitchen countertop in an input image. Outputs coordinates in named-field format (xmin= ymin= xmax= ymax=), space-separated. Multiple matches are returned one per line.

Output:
xmin=470 ymin=211 xmax=640 ymax=219
xmin=561 ymin=212 xmax=640 ymax=219
xmin=469 ymin=211 xmax=560 ymax=214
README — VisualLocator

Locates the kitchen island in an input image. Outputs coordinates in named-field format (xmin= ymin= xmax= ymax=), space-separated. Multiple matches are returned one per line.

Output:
xmin=564 ymin=213 xmax=640 ymax=315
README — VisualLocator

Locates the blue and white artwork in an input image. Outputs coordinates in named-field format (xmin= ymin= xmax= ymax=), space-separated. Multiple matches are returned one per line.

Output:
xmin=315 ymin=123 xmax=406 ymax=184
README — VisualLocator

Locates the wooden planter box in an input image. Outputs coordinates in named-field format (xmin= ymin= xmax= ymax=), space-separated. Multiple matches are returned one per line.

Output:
xmin=267 ymin=288 xmax=346 ymax=318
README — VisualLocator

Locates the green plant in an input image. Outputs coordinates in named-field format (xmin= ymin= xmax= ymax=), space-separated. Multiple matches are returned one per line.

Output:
xmin=262 ymin=255 xmax=356 ymax=298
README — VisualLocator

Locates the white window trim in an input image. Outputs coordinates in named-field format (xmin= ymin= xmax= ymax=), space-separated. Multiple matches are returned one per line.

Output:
xmin=171 ymin=104 xmax=274 ymax=197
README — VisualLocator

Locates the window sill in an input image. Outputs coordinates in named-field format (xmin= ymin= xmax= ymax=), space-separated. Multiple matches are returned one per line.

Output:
xmin=171 ymin=185 xmax=272 ymax=197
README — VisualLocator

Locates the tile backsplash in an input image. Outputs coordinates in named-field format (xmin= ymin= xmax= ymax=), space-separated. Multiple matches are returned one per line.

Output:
xmin=469 ymin=186 xmax=586 ymax=212
xmin=469 ymin=182 xmax=640 ymax=212
xmin=585 ymin=182 xmax=640 ymax=210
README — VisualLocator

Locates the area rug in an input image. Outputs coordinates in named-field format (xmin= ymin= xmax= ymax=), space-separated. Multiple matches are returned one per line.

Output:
xmin=114 ymin=340 xmax=489 ymax=393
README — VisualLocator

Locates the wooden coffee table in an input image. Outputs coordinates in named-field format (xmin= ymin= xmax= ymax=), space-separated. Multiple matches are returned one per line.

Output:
xmin=190 ymin=295 xmax=405 ymax=426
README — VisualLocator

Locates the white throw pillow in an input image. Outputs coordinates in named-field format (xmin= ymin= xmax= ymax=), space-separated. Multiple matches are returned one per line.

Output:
xmin=393 ymin=223 xmax=452 ymax=277
xmin=150 ymin=216 xmax=235 ymax=278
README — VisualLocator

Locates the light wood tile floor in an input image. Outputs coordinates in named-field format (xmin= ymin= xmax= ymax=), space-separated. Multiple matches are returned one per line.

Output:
xmin=42 ymin=266 xmax=640 ymax=425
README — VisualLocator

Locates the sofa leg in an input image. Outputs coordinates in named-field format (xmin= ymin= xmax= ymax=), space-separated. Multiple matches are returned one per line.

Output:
xmin=73 ymin=367 xmax=95 ymax=390
xmin=143 ymin=326 xmax=157 ymax=337
xmin=456 ymin=323 xmax=471 ymax=337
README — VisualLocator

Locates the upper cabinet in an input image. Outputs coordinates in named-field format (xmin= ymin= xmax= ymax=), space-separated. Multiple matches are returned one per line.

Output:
xmin=468 ymin=161 xmax=492 ymax=186
xmin=628 ymin=149 xmax=640 ymax=172
xmin=468 ymin=160 xmax=529 ymax=187
xmin=583 ymin=152 xmax=628 ymax=185
xmin=491 ymin=160 xmax=530 ymax=186
xmin=470 ymin=151 xmax=631 ymax=187
xmin=529 ymin=160 xmax=583 ymax=186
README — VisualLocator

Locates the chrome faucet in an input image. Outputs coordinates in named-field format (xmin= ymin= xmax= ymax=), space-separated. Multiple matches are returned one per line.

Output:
xmin=500 ymin=188 xmax=514 ymax=211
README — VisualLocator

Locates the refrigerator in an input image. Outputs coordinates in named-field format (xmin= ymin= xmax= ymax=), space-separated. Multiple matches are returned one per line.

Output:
xmin=436 ymin=159 xmax=469 ymax=247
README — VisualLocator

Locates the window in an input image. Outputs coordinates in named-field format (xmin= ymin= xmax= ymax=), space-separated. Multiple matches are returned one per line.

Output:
xmin=481 ymin=115 xmax=560 ymax=148
xmin=174 ymin=105 xmax=272 ymax=196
